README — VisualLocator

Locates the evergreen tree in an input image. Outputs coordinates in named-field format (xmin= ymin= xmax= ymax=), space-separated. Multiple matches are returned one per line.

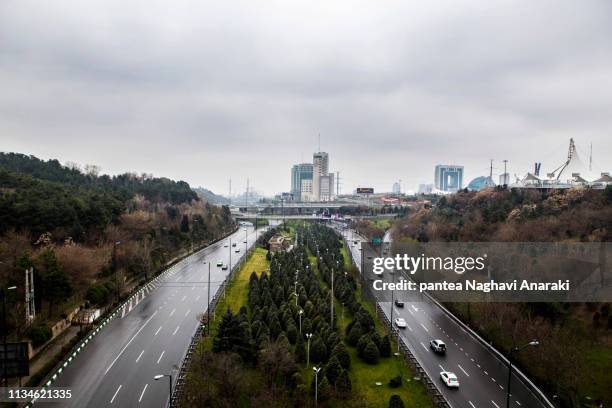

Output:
xmin=380 ymin=335 xmax=392 ymax=358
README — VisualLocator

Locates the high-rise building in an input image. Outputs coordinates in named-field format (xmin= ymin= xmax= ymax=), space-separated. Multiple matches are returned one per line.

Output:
xmin=319 ymin=173 xmax=335 ymax=201
xmin=435 ymin=165 xmax=464 ymax=192
xmin=312 ymin=151 xmax=329 ymax=201
xmin=291 ymin=163 xmax=313 ymax=201
xmin=392 ymin=182 xmax=401 ymax=194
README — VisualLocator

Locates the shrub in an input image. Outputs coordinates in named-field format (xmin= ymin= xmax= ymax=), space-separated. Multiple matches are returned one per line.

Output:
xmin=331 ymin=342 xmax=350 ymax=369
xmin=380 ymin=335 xmax=392 ymax=357
xmin=347 ymin=322 xmax=363 ymax=346
xmin=286 ymin=324 xmax=298 ymax=344
xmin=336 ymin=369 xmax=352 ymax=393
xmin=362 ymin=340 xmax=379 ymax=364
xmin=389 ymin=375 xmax=402 ymax=388
xmin=325 ymin=356 xmax=342 ymax=384
xmin=389 ymin=394 xmax=405 ymax=408
xmin=28 ymin=324 xmax=53 ymax=347
xmin=310 ymin=336 xmax=328 ymax=364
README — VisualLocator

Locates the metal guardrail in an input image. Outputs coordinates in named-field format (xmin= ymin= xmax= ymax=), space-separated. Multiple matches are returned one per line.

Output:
xmin=374 ymin=302 xmax=450 ymax=408
xmin=170 ymin=239 xmax=258 ymax=406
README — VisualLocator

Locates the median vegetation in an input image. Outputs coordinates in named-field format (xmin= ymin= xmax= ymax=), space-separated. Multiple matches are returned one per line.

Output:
xmin=181 ymin=223 xmax=430 ymax=407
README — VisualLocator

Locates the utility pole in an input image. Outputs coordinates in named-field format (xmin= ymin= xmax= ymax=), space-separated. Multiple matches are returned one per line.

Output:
xmin=489 ymin=159 xmax=494 ymax=185
xmin=2 ymin=286 xmax=17 ymax=387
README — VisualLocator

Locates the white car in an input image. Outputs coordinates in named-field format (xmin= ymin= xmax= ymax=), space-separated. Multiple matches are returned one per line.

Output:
xmin=224 ymin=243 xmax=229 ymax=247
xmin=235 ymin=249 xmax=240 ymax=253
xmin=440 ymin=371 xmax=460 ymax=388
xmin=394 ymin=317 xmax=407 ymax=328
xmin=430 ymin=339 xmax=446 ymax=354
xmin=216 ymin=260 xmax=223 ymax=267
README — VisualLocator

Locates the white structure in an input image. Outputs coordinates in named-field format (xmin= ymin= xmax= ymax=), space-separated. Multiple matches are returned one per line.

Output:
xmin=435 ymin=165 xmax=464 ymax=192
xmin=418 ymin=184 xmax=434 ymax=194
xmin=392 ymin=182 xmax=401 ymax=194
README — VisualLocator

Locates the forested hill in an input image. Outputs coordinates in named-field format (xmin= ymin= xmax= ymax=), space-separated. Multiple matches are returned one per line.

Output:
xmin=0 ymin=152 xmax=199 ymax=241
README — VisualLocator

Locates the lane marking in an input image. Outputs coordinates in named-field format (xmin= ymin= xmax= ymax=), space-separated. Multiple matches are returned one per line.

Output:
xmin=154 ymin=326 xmax=162 ymax=336
xmin=157 ymin=350 xmax=165 ymax=364
xmin=469 ymin=402 xmax=476 ymax=408
xmin=516 ymin=402 xmax=521 ymax=406
xmin=136 ymin=350 xmax=144 ymax=363
xmin=420 ymin=342 xmax=429 ymax=352
xmin=419 ymin=323 xmax=429 ymax=333
xmin=492 ymin=401 xmax=500 ymax=408
xmin=138 ymin=384 xmax=148 ymax=403
xmin=172 ymin=325 xmax=180 ymax=335
xmin=185 ymin=309 xmax=190 ymax=317
xmin=104 ymin=311 xmax=157 ymax=375
xmin=181 ymin=295 xmax=187 ymax=301
xmin=457 ymin=364 xmax=470 ymax=377
xmin=169 ymin=308 xmax=176 ymax=317
xmin=110 ymin=385 xmax=122 ymax=404
xmin=438 ymin=364 xmax=445 ymax=371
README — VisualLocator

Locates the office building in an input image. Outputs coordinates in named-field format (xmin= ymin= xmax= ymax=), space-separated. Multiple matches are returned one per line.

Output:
xmin=291 ymin=163 xmax=313 ymax=201
xmin=418 ymin=184 xmax=433 ymax=194
xmin=434 ymin=165 xmax=464 ymax=192
xmin=319 ymin=173 xmax=335 ymax=201
xmin=392 ymin=182 xmax=401 ymax=194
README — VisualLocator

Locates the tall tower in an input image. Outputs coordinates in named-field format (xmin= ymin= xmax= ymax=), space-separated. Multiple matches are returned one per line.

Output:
xmin=313 ymin=151 xmax=329 ymax=201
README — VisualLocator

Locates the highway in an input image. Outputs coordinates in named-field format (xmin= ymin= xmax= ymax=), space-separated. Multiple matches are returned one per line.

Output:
xmin=46 ymin=225 xmax=265 ymax=408
xmin=337 ymin=224 xmax=552 ymax=408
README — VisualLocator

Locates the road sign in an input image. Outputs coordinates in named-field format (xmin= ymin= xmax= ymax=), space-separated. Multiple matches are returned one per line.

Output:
xmin=357 ymin=187 xmax=374 ymax=194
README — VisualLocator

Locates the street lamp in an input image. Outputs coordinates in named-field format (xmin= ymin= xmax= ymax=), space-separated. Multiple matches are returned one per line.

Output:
xmin=154 ymin=373 xmax=173 ymax=407
xmin=306 ymin=333 xmax=313 ymax=367
xmin=313 ymin=366 xmax=322 ymax=407
xmin=506 ymin=340 xmax=539 ymax=408
xmin=298 ymin=309 xmax=303 ymax=335
xmin=1 ymin=285 xmax=17 ymax=387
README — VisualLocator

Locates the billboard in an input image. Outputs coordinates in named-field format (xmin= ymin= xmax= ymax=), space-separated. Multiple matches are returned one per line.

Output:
xmin=356 ymin=187 xmax=374 ymax=194
xmin=0 ymin=342 xmax=30 ymax=378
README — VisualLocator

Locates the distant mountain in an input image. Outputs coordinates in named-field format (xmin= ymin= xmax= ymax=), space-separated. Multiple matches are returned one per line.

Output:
xmin=193 ymin=187 xmax=229 ymax=205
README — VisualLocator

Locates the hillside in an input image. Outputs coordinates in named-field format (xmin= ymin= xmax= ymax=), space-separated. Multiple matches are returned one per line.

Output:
xmin=393 ymin=187 xmax=612 ymax=407
xmin=0 ymin=152 xmax=234 ymax=348
xmin=193 ymin=187 xmax=230 ymax=205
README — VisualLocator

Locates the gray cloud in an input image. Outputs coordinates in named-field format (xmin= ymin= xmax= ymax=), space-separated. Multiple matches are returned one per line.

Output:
xmin=1 ymin=0 xmax=611 ymax=194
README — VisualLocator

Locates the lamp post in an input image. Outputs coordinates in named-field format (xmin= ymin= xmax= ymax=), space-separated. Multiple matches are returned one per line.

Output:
xmin=154 ymin=373 xmax=173 ymax=407
xmin=506 ymin=340 xmax=539 ymax=408
xmin=294 ymin=281 xmax=298 ymax=306
xmin=2 ymin=285 xmax=17 ymax=387
xmin=313 ymin=366 xmax=322 ymax=407
xmin=306 ymin=333 xmax=313 ymax=367
xmin=298 ymin=309 xmax=303 ymax=335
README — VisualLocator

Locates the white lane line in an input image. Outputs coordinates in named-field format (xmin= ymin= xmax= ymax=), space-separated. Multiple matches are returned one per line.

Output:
xmin=138 ymin=384 xmax=148 ymax=403
xmin=469 ymin=402 xmax=476 ymax=408
xmin=492 ymin=378 xmax=497 ymax=383
xmin=484 ymin=370 xmax=488 ymax=375
xmin=185 ymin=309 xmax=190 ymax=317
xmin=438 ymin=364 xmax=445 ymax=371
xmin=157 ymin=350 xmax=165 ymax=364
xmin=181 ymin=295 xmax=187 ymax=301
xmin=420 ymin=342 xmax=429 ymax=352
xmin=491 ymin=401 xmax=500 ymax=408
xmin=155 ymin=326 xmax=162 ymax=336
xmin=407 ymin=325 xmax=413 ymax=332
xmin=169 ymin=308 xmax=176 ymax=317
xmin=104 ymin=311 xmax=157 ymax=375
xmin=110 ymin=385 xmax=122 ymax=404
xmin=172 ymin=325 xmax=180 ymax=335
xmin=419 ymin=323 xmax=429 ymax=333
xmin=457 ymin=364 xmax=470 ymax=377
xmin=516 ymin=402 xmax=521 ymax=406
xmin=499 ymin=384 xmax=504 ymax=389
xmin=136 ymin=350 xmax=144 ymax=363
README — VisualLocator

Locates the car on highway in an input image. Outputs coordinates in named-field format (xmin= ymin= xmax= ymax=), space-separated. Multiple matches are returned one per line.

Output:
xmin=235 ymin=248 xmax=240 ymax=253
xmin=367 ymin=255 xmax=372 ymax=260
xmin=394 ymin=317 xmax=407 ymax=328
xmin=430 ymin=339 xmax=446 ymax=354
xmin=232 ymin=243 xmax=237 ymax=247
xmin=243 ymin=240 xmax=247 ymax=243
xmin=221 ymin=264 xmax=228 ymax=270
xmin=216 ymin=260 xmax=223 ymax=267
xmin=439 ymin=371 xmax=459 ymax=388
xmin=394 ymin=299 xmax=404 ymax=307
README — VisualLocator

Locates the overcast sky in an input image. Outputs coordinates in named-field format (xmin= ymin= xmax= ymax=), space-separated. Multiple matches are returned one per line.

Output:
xmin=1 ymin=0 xmax=611 ymax=195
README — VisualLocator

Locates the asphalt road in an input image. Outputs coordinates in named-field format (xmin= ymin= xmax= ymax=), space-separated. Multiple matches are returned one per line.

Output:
xmin=337 ymin=224 xmax=550 ymax=408
xmin=46 ymin=225 xmax=265 ymax=408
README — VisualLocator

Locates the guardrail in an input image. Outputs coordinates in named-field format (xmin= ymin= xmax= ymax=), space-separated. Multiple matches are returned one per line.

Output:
xmin=26 ymin=227 xmax=241 ymax=407
xmin=374 ymin=303 xmax=450 ymax=408
xmin=421 ymin=291 xmax=555 ymax=408
xmin=170 ymin=233 xmax=260 ymax=407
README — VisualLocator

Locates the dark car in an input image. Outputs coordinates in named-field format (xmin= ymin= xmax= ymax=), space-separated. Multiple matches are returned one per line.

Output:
xmin=394 ymin=299 xmax=404 ymax=308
